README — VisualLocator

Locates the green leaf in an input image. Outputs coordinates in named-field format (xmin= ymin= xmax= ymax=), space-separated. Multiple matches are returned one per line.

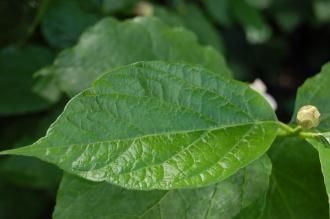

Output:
xmin=306 ymin=135 xmax=330 ymax=216
xmin=291 ymin=61 xmax=330 ymax=217
xmin=203 ymin=0 xmax=233 ymax=27
xmin=101 ymin=0 xmax=139 ymax=13
xmin=0 ymin=45 xmax=54 ymax=115
xmin=32 ymin=66 xmax=62 ymax=103
xmin=176 ymin=3 xmax=225 ymax=52
xmin=41 ymin=0 xmax=101 ymax=48
xmin=314 ymin=1 xmax=330 ymax=23
xmin=262 ymin=137 xmax=329 ymax=219
xmin=145 ymin=4 xmax=224 ymax=52
xmin=48 ymin=16 xmax=231 ymax=96
xmin=53 ymin=156 xmax=271 ymax=219
xmin=0 ymin=61 xmax=277 ymax=190
xmin=292 ymin=61 xmax=330 ymax=131
xmin=246 ymin=0 xmax=273 ymax=9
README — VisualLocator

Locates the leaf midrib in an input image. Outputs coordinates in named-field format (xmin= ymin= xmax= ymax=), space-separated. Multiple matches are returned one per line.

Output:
xmin=20 ymin=121 xmax=276 ymax=150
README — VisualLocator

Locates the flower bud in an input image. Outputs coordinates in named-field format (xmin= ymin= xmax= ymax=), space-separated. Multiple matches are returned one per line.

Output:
xmin=134 ymin=1 xmax=154 ymax=16
xmin=296 ymin=105 xmax=321 ymax=129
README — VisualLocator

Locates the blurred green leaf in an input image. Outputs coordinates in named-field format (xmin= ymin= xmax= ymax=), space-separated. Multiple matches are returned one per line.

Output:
xmin=245 ymin=0 xmax=272 ymax=9
xmin=152 ymin=3 xmax=224 ymax=51
xmin=41 ymin=0 xmax=101 ymax=48
xmin=0 ymin=45 xmax=54 ymax=115
xmin=45 ymin=17 xmax=231 ymax=96
xmin=101 ymin=0 xmax=140 ymax=14
xmin=314 ymin=1 xmax=330 ymax=23
xmin=203 ymin=0 xmax=233 ymax=27
xmin=232 ymin=0 xmax=272 ymax=44
xmin=177 ymin=3 xmax=224 ymax=52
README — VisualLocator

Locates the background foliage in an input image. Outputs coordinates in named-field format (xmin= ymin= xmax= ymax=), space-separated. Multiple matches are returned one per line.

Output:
xmin=1 ymin=0 xmax=330 ymax=218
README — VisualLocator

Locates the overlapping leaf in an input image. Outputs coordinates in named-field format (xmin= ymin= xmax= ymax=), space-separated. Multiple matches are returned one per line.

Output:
xmin=53 ymin=156 xmax=271 ymax=219
xmin=262 ymin=137 xmax=329 ymax=219
xmin=0 ymin=61 xmax=277 ymax=190
xmin=45 ymin=16 xmax=231 ymax=96
xmin=292 ymin=62 xmax=330 ymax=215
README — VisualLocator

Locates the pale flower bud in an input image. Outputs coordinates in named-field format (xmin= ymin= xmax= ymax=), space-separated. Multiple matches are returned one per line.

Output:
xmin=134 ymin=1 xmax=154 ymax=16
xmin=296 ymin=105 xmax=321 ymax=129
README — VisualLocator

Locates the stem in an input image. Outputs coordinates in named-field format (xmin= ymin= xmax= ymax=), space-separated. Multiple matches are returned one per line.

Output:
xmin=299 ymin=132 xmax=321 ymax=138
xmin=277 ymin=122 xmax=302 ymax=137
xmin=26 ymin=0 xmax=51 ymax=38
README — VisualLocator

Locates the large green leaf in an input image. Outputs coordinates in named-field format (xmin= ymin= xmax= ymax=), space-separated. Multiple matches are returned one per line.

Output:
xmin=0 ymin=45 xmax=54 ymax=115
xmin=262 ymin=137 xmax=329 ymax=219
xmin=0 ymin=61 xmax=277 ymax=190
xmin=47 ymin=16 xmax=231 ymax=96
xmin=292 ymin=61 xmax=330 ymax=131
xmin=53 ymin=156 xmax=271 ymax=219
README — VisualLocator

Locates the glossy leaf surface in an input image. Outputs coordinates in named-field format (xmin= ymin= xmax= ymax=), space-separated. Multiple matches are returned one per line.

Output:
xmin=53 ymin=156 xmax=271 ymax=219
xmin=1 ymin=61 xmax=277 ymax=190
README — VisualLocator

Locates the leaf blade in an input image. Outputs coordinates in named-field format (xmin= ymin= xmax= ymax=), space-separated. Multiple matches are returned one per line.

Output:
xmin=1 ymin=61 xmax=277 ymax=190
xmin=53 ymin=156 xmax=272 ymax=219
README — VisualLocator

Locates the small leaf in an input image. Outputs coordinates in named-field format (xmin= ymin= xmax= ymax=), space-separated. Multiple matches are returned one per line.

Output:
xmin=262 ymin=137 xmax=329 ymax=219
xmin=48 ymin=16 xmax=231 ymax=96
xmin=53 ymin=156 xmax=272 ymax=219
xmin=0 ymin=61 xmax=277 ymax=190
